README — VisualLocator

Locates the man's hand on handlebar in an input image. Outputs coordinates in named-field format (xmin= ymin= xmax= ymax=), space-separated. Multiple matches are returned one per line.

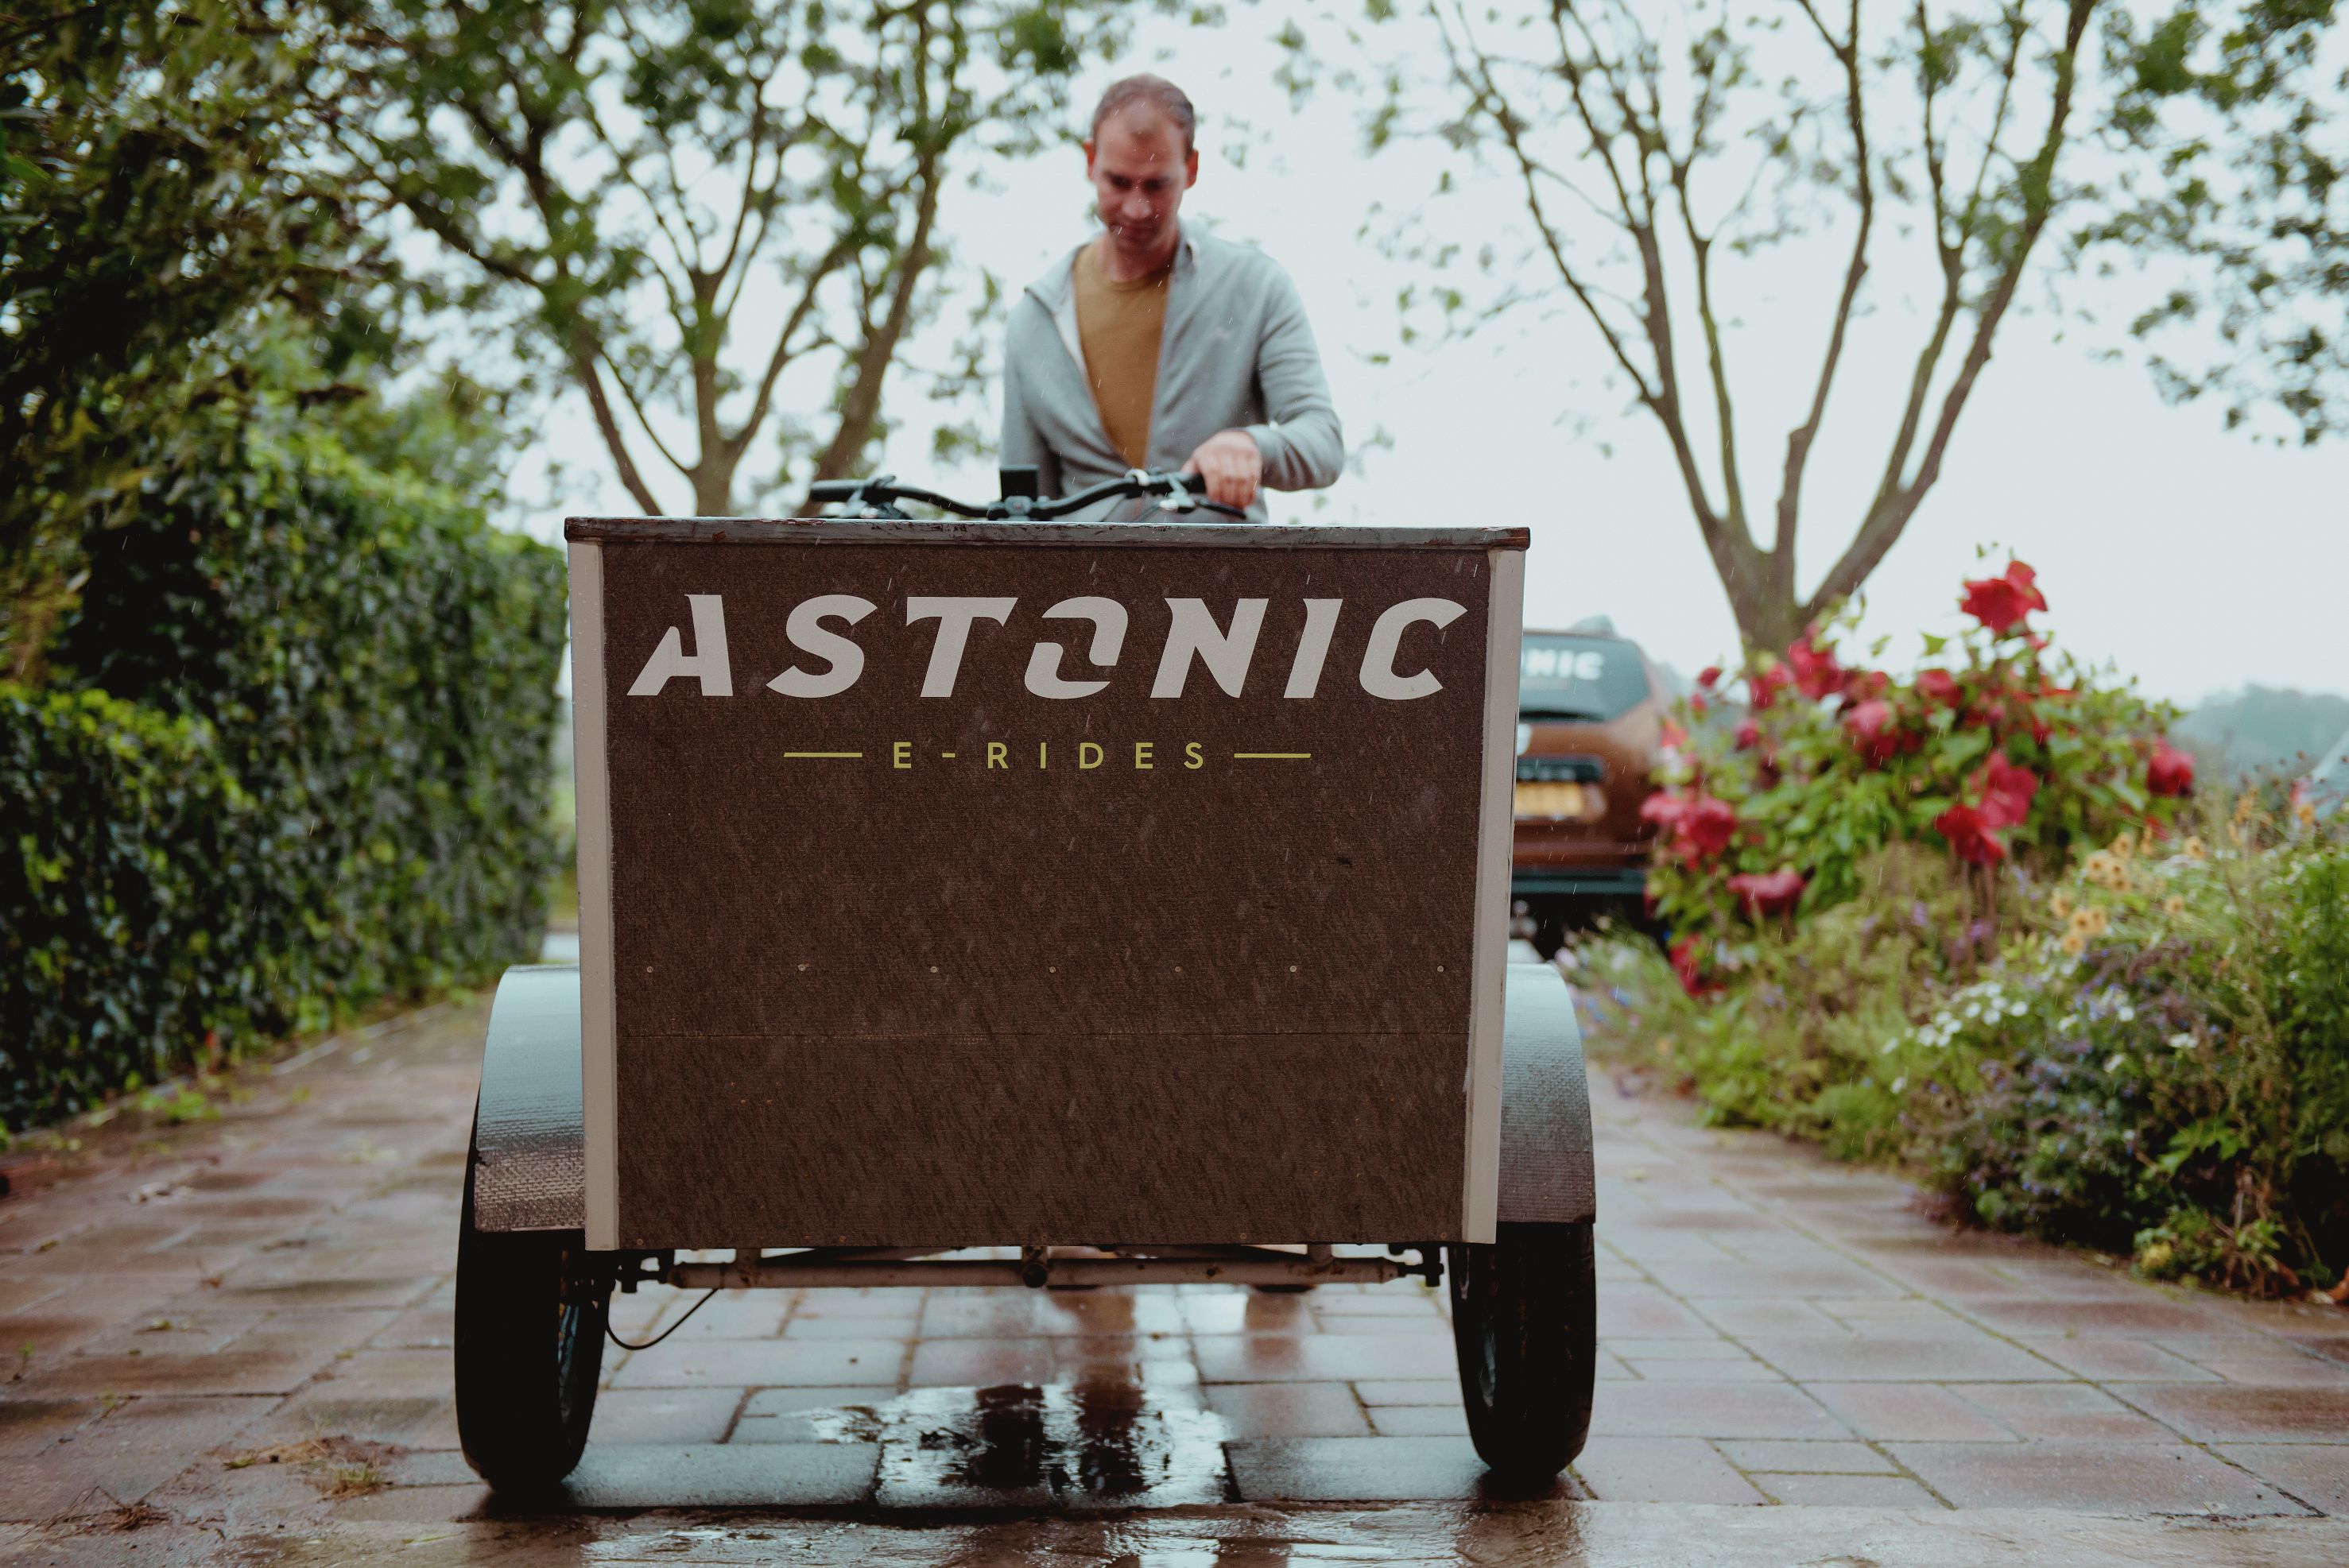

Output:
xmin=1182 ymin=429 xmax=1262 ymax=511
xmin=804 ymin=469 xmax=1250 ymax=521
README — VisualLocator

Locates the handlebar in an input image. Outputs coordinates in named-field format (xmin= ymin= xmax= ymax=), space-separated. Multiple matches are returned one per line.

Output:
xmin=805 ymin=469 xmax=1251 ymax=522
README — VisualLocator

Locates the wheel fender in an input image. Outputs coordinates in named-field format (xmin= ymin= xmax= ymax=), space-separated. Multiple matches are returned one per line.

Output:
xmin=1497 ymin=950 xmax=1596 ymax=1225
xmin=471 ymin=963 xmax=587 ymax=1233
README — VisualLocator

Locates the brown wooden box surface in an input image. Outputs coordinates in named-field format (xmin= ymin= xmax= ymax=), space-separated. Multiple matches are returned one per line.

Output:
xmin=568 ymin=520 xmax=1527 ymax=1251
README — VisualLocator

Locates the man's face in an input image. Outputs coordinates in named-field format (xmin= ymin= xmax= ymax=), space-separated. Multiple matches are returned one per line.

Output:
xmin=1084 ymin=106 xmax=1198 ymax=264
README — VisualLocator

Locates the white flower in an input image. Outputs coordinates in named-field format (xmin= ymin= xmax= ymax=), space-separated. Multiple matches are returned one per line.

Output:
xmin=1890 ymin=1075 xmax=1908 ymax=1094
xmin=2104 ymin=1052 xmax=2127 ymax=1074
xmin=2168 ymin=1032 xmax=2196 ymax=1051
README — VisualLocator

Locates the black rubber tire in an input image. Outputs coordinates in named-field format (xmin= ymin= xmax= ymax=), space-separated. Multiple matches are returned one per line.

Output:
xmin=1448 ymin=1221 xmax=1596 ymax=1480
xmin=454 ymin=1159 xmax=609 ymax=1491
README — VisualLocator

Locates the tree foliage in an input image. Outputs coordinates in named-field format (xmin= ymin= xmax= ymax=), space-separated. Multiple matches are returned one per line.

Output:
xmin=347 ymin=0 xmax=1131 ymax=516
xmin=2091 ymin=2 xmax=2347 ymax=443
xmin=1277 ymin=0 xmax=2343 ymax=650
xmin=5 ymin=375 xmax=565 ymax=1133
xmin=0 ymin=0 xmax=376 ymax=672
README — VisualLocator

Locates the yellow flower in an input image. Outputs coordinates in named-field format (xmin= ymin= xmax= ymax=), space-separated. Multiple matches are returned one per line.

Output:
xmin=2060 ymin=931 xmax=2086 ymax=955
xmin=2083 ymin=851 xmax=2117 ymax=882
xmin=2233 ymin=792 xmax=2258 ymax=823
xmin=2182 ymin=835 xmax=2208 ymax=861
xmin=2297 ymin=799 xmax=2320 ymax=828
xmin=2068 ymin=907 xmax=2098 ymax=937
xmin=2082 ymin=907 xmax=2110 ymax=937
xmin=2049 ymin=890 xmax=2074 ymax=919
xmin=2162 ymin=895 xmax=2185 ymax=918
xmin=2111 ymin=831 xmax=2138 ymax=861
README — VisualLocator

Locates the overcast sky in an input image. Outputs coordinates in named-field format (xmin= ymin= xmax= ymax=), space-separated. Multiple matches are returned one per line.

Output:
xmin=505 ymin=10 xmax=2348 ymax=709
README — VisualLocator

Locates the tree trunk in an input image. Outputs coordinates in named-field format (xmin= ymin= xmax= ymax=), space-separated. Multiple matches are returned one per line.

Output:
xmin=690 ymin=458 xmax=736 ymax=517
xmin=1718 ymin=550 xmax=1804 ymax=656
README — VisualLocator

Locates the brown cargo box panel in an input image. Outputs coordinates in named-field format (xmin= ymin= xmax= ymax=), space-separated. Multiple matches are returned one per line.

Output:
xmin=568 ymin=521 xmax=1525 ymax=1250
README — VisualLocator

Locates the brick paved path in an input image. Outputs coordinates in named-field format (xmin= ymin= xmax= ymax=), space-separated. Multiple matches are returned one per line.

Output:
xmin=2 ymin=989 xmax=2346 ymax=1562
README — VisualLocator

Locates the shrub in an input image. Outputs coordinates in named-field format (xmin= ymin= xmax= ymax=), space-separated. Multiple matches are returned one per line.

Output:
xmin=2 ymin=414 xmax=564 ymax=1132
xmin=1 ymin=687 xmax=248 ymax=1119
xmin=1568 ymin=559 xmax=2347 ymax=1295
xmin=1922 ymin=805 xmax=2349 ymax=1294
xmin=1645 ymin=559 xmax=2183 ymax=981
xmin=1576 ymin=798 xmax=2349 ymax=1296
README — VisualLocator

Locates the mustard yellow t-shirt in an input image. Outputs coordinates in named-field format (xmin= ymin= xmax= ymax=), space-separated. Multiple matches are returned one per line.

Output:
xmin=1072 ymin=242 xmax=1173 ymax=470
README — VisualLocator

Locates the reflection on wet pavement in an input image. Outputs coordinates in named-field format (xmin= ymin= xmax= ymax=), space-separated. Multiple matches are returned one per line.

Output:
xmin=899 ymin=1379 xmax=1229 ymax=1506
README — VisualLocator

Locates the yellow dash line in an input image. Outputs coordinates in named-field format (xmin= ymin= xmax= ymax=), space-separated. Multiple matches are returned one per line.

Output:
xmin=940 ymin=752 xmax=956 ymax=758
xmin=1233 ymin=752 xmax=1312 ymax=760
xmin=785 ymin=751 xmax=862 ymax=759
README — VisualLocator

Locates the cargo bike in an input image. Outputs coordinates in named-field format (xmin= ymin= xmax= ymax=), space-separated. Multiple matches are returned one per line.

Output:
xmin=455 ymin=470 xmax=1599 ymax=1493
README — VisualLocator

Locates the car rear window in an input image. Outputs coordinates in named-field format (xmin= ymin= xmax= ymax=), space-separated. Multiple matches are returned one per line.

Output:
xmin=1518 ymin=634 xmax=1649 ymax=721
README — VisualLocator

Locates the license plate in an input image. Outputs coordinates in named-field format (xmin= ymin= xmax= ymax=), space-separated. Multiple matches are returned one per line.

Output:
xmin=1514 ymin=781 xmax=1594 ymax=820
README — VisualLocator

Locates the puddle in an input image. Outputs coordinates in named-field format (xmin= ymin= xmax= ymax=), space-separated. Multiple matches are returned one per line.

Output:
xmin=778 ymin=1379 xmax=1231 ymax=1507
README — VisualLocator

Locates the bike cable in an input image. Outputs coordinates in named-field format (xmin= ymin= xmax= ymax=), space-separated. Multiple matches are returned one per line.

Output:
xmin=606 ymin=1287 xmax=720 ymax=1350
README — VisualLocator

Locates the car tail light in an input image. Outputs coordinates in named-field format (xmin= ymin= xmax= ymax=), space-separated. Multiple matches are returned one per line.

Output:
xmin=1514 ymin=780 xmax=1608 ymax=822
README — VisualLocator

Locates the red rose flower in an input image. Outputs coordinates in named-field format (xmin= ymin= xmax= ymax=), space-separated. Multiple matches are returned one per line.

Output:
xmin=1728 ymin=867 xmax=1806 ymax=920
xmin=1842 ymin=668 xmax=1890 ymax=703
xmin=1734 ymin=718 xmax=1761 ymax=750
xmin=2147 ymin=740 xmax=2196 ymax=798
xmin=1974 ymin=753 xmax=2041 ymax=830
xmin=1786 ymin=629 xmax=1843 ymax=701
xmin=1640 ymin=789 xmax=1737 ymax=860
xmin=1696 ymin=664 xmax=1722 ymax=690
xmin=1843 ymin=698 xmax=1896 ymax=765
xmin=1933 ymin=803 xmax=2009 ymax=865
xmin=1916 ymin=668 xmax=1959 ymax=706
xmin=1678 ymin=793 xmax=1738 ymax=858
xmin=1689 ymin=693 xmax=1709 ymax=717
xmin=1747 ymin=662 xmax=1792 ymax=710
xmin=1959 ymin=560 xmax=2049 ymax=635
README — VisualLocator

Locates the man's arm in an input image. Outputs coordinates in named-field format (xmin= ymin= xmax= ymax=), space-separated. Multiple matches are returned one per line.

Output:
xmin=1242 ymin=264 xmax=1343 ymax=492
xmin=1000 ymin=311 xmax=1064 ymax=498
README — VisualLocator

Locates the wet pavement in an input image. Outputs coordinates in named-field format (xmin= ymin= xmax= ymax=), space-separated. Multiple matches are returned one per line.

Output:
xmin=2 ymin=980 xmax=2347 ymax=1564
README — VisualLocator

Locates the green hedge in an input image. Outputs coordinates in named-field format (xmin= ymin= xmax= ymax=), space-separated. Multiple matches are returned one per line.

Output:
xmin=2 ymin=424 xmax=565 ymax=1132
xmin=2 ymin=687 xmax=251 ymax=1119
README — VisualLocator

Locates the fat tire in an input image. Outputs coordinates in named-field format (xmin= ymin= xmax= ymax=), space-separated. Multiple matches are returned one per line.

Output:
xmin=1448 ymin=1221 xmax=1596 ymax=1480
xmin=455 ymin=1156 xmax=608 ymax=1491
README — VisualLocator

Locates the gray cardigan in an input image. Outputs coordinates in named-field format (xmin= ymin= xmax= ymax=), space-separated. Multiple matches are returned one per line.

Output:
xmin=1000 ymin=226 xmax=1345 ymax=521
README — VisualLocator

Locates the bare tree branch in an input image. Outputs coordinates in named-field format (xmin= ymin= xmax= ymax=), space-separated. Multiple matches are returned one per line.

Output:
xmin=598 ymin=345 xmax=692 ymax=477
xmin=731 ymin=232 xmax=858 ymax=457
xmin=566 ymin=323 xmax=664 ymax=514
xmin=1772 ymin=0 xmax=1873 ymax=624
xmin=1807 ymin=0 xmax=2097 ymax=618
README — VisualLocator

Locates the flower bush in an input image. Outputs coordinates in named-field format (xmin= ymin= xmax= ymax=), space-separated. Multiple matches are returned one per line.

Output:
xmin=1923 ymin=797 xmax=2349 ymax=1295
xmin=1649 ymin=559 xmax=2185 ymax=981
xmin=1574 ymin=794 xmax=2347 ymax=1295
xmin=1565 ymin=561 xmax=2349 ymax=1296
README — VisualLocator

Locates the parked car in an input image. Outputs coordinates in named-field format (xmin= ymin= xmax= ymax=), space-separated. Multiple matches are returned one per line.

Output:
xmin=1512 ymin=618 xmax=1665 ymax=956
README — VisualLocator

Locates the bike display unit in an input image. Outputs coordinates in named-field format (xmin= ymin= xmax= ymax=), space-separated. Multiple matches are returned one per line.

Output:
xmin=455 ymin=473 xmax=1597 ymax=1491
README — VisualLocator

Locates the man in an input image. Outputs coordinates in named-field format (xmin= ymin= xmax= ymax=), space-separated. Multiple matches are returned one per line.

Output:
xmin=1001 ymin=75 xmax=1343 ymax=521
